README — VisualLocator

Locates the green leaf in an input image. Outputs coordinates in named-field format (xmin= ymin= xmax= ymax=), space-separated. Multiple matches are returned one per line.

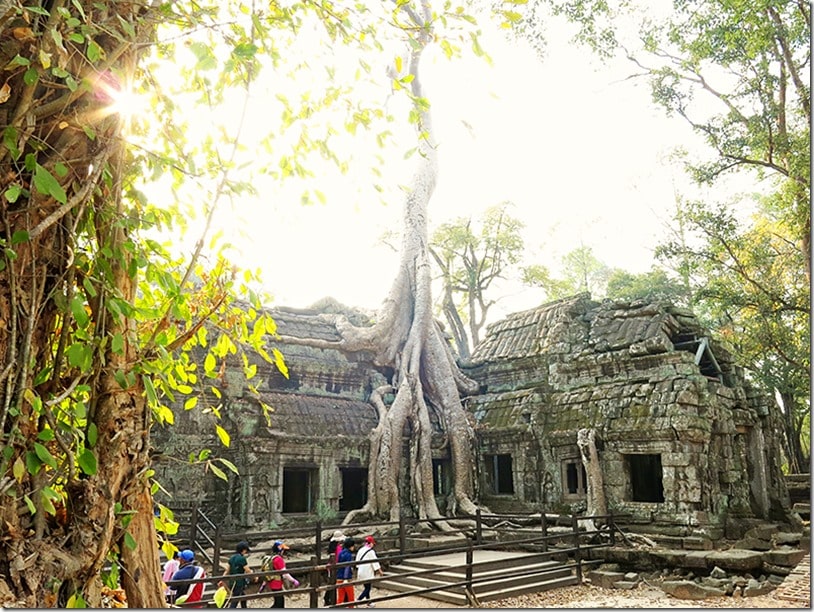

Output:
xmin=216 ymin=457 xmax=239 ymax=474
xmin=184 ymin=396 xmax=198 ymax=410
xmin=111 ymin=332 xmax=124 ymax=354
xmin=67 ymin=592 xmax=87 ymax=608
xmin=87 ymin=422 xmax=98 ymax=447
xmin=23 ymin=67 xmax=39 ymax=86
xmin=40 ymin=490 xmax=56 ymax=515
xmin=143 ymin=375 xmax=158 ymax=405
xmin=12 ymin=456 xmax=25 ymax=481
xmin=33 ymin=164 xmax=67 ymax=204
xmin=4 ymin=184 xmax=22 ymax=203
xmin=71 ymin=297 xmax=90 ymax=328
xmin=23 ymin=495 xmax=36 ymax=515
xmin=11 ymin=230 xmax=29 ymax=245
xmin=215 ymin=424 xmax=230 ymax=447
xmin=124 ymin=531 xmax=137 ymax=550
xmin=209 ymin=462 xmax=227 ymax=480
xmin=78 ymin=448 xmax=97 ymax=475
xmin=25 ymin=451 xmax=42 ymax=475
xmin=37 ymin=429 xmax=54 ymax=441
xmin=34 ymin=442 xmax=57 ymax=469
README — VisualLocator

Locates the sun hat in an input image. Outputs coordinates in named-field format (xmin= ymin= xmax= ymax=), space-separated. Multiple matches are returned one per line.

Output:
xmin=364 ymin=535 xmax=376 ymax=545
xmin=330 ymin=530 xmax=345 ymax=542
xmin=180 ymin=549 xmax=195 ymax=562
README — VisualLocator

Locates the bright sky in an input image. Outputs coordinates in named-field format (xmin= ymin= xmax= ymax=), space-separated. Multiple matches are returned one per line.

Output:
xmin=166 ymin=10 xmax=726 ymax=322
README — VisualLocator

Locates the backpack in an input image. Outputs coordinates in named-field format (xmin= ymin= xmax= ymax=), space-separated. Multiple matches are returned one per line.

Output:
xmin=260 ymin=554 xmax=282 ymax=582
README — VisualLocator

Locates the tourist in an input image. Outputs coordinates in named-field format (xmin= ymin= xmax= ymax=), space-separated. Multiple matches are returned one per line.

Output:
xmin=325 ymin=529 xmax=345 ymax=606
xmin=172 ymin=549 xmax=206 ymax=607
xmin=227 ymin=540 xmax=252 ymax=608
xmin=264 ymin=540 xmax=299 ymax=608
xmin=336 ymin=537 xmax=357 ymax=606
xmin=162 ymin=550 xmax=180 ymax=604
xmin=355 ymin=536 xmax=383 ymax=606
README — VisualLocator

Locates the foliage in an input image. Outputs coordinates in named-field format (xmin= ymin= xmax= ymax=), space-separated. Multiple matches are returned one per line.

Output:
xmin=656 ymin=197 xmax=810 ymax=470
xmin=429 ymin=202 xmax=524 ymax=357
xmin=605 ymin=268 xmax=690 ymax=305
xmin=0 ymin=0 xmax=484 ymax=606
xmin=523 ymin=245 xmax=612 ymax=300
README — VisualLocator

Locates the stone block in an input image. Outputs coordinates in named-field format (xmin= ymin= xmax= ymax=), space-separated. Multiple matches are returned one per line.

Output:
xmin=683 ymin=536 xmax=713 ymax=551
xmin=742 ymin=578 xmax=774 ymax=597
xmin=661 ymin=580 xmax=726 ymax=600
xmin=683 ymin=551 xmax=712 ymax=569
xmin=733 ymin=537 xmax=773 ymax=551
xmin=614 ymin=580 xmax=639 ymax=590
xmin=587 ymin=570 xmax=626 ymax=589
xmin=763 ymin=547 xmax=806 ymax=567
xmin=705 ymin=549 xmax=763 ymax=571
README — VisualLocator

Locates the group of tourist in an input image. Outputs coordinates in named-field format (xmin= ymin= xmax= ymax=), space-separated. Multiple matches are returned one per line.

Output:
xmin=327 ymin=530 xmax=383 ymax=608
xmin=161 ymin=530 xmax=383 ymax=608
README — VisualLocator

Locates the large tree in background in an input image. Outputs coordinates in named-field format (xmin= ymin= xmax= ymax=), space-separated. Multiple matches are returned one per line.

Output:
xmin=657 ymin=198 xmax=810 ymax=472
xmin=508 ymin=0 xmax=810 ymax=469
xmin=0 ymin=0 xmax=485 ymax=606
xmin=429 ymin=201 xmax=525 ymax=359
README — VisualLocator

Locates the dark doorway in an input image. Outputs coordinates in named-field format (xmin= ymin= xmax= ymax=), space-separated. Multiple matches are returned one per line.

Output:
xmin=484 ymin=454 xmax=514 ymax=494
xmin=562 ymin=459 xmax=587 ymax=498
xmin=339 ymin=468 xmax=367 ymax=511
xmin=432 ymin=459 xmax=451 ymax=496
xmin=626 ymin=454 xmax=664 ymax=502
xmin=283 ymin=467 xmax=317 ymax=513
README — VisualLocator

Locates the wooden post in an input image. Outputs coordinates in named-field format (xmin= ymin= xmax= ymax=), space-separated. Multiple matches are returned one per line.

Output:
xmin=475 ymin=508 xmax=482 ymax=546
xmin=609 ymin=511 xmax=616 ymax=546
xmin=540 ymin=512 xmax=548 ymax=553
xmin=399 ymin=513 xmax=406 ymax=556
xmin=570 ymin=514 xmax=582 ymax=583
xmin=309 ymin=555 xmax=320 ymax=609
xmin=189 ymin=502 xmax=199 ymax=550
xmin=465 ymin=541 xmax=474 ymax=596
xmin=315 ymin=521 xmax=322 ymax=564
xmin=212 ymin=524 xmax=222 ymax=576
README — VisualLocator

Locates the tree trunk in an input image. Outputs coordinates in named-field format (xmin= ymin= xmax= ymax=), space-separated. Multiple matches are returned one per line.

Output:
xmin=291 ymin=2 xmax=483 ymax=525
xmin=0 ymin=2 xmax=163 ymax=607
xmin=577 ymin=429 xmax=607 ymax=522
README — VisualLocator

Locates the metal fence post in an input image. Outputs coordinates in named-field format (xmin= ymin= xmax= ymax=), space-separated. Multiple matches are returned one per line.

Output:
xmin=315 ymin=521 xmax=322 ymax=564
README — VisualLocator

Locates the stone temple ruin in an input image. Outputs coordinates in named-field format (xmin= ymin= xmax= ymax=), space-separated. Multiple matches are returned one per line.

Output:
xmin=152 ymin=292 xmax=795 ymax=548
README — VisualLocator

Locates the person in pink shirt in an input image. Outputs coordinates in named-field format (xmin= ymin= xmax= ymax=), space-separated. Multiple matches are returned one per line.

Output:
xmin=162 ymin=550 xmax=180 ymax=604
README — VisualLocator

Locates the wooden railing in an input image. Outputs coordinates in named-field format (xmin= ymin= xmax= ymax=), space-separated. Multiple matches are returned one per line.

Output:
xmin=166 ymin=511 xmax=623 ymax=608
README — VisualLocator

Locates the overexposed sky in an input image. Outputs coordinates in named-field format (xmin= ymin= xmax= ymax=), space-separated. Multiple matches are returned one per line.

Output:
xmin=166 ymin=10 xmax=721 ymax=321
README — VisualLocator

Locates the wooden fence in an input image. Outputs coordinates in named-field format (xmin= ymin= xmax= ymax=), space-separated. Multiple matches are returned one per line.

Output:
xmin=165 ymin=510 xmax=622 ymax=608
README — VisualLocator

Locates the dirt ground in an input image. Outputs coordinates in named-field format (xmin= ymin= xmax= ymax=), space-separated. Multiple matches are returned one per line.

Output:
xmin=248 ymin=583 xmax=805 ymax=609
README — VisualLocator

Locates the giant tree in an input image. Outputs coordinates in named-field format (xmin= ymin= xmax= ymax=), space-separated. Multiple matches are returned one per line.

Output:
xmin=278 ymin=1 xmax=495 ymax=524
xmin=0 ymin=0 xmax=484 ymax=607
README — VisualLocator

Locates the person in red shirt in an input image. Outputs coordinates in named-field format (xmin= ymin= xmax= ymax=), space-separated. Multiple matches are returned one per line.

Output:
xmin=264 ymin=540 xmax=299 ymax=608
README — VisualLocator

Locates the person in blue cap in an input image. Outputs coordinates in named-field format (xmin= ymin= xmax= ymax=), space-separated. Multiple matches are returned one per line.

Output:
xmin=172 ymin=549 xmax=206 ymax=606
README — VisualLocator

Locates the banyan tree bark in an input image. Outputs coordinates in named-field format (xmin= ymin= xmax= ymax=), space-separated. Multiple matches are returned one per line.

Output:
xmin=0 ymin=3 xmax=164 ymax=607
xmin=280 ymin=1 xmax=483 ymax=524
xmin=577 ymin=428 xmax=608 ymax=523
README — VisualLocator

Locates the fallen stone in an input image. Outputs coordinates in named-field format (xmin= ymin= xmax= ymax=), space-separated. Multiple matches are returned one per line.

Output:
xmin=614 ymin=580 xmax=638 ymax=590
xmin=743 ymin=578 xmax=774 ymax=597
xmin=733 ymin=537 xmax=772 ymax=551
xmin=709 ymin=566 xmax=727 ymax=579
xmin=705 ymin=549 xmax=763 ymax=571
xmin=763 ymin=562 xmax=792 ymax=576
xmin=661 ymin=580 xmax=726 ymax=600
xmin=773 ymin=532 xmax=802 ymax=546
xmin=586 ymin=570 xmax=626 ymax=589
xmin=764 ymin=547 xmax=806 ymax=567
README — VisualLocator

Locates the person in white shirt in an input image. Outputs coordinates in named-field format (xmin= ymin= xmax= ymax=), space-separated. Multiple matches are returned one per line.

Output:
xmin=355 ymin=536 xmax=383 ymax=607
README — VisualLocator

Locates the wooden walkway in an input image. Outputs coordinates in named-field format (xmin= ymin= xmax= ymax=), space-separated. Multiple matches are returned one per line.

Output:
xmin=773 ymin=553 xmax=810 ymax=607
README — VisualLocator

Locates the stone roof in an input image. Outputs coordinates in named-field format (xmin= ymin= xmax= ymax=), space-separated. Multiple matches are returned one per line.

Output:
xmin=262 ymin=391 xmax=378 ymax=437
